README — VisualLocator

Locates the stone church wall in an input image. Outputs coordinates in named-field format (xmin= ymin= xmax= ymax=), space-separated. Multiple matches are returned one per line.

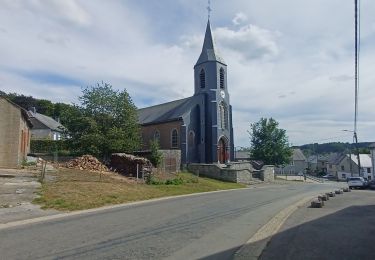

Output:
xmin=159 ymin=149 xmax=181 ymax=173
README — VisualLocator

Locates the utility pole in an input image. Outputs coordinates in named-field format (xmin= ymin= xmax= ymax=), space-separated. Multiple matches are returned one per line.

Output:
xmin=354 ymin=0 xmax=361 ymax=176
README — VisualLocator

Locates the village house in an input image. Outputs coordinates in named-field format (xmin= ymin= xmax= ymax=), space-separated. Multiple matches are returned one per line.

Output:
xmin=327 ymin=153 xmax=373 ymax=180
xmin=0 ymin=96 xmax=32 ymax=168
xmin=138 ymin=20 xmax=234 ymax=166
xmin=27 ymin=108 xmax=64 ymax=140
xmin=275 ymin=148 xmax=307 ymax=175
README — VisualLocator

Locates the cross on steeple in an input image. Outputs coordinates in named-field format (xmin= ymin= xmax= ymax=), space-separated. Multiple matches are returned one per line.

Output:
xmin=207 ymin=0 xmax=212 ymax=20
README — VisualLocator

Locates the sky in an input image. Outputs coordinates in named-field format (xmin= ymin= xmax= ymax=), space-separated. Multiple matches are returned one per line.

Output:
xmin=0 ymin=0 xmax=374 ymax=147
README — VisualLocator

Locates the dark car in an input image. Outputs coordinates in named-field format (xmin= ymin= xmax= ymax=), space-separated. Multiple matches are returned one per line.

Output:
xmin=368 ymin=180 xmax=375 ymax=190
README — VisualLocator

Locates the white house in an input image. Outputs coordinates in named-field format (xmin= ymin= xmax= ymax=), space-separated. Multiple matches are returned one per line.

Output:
xmin=336 ymin=154 xmax=373 ymax=181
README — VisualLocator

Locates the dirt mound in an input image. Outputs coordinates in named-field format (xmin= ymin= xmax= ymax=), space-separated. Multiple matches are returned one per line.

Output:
xmin=66 ymin=155 xmax=108 ymax=171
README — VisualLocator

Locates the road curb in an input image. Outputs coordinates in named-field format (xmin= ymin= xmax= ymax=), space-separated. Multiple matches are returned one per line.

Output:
xmin=0 ymin=186 xmax=259 ymax=230
xmin=233 ymin=194 xmax=319 ymax=260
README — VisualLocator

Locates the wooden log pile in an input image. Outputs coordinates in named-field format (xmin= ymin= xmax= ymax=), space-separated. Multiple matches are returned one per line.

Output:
xmin=110 ymin=153 xmax=152 ymax=177
xmin=65 ymin=155 xmax=108 ymax=171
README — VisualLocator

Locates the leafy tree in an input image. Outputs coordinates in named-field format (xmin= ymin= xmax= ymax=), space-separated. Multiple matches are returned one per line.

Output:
xmin=248 ymin=117 xmax=292 ymax=165
xmin=149 ymin=139 xmax=163 ymax=167
xmin=6 ymin=93 xmax=38 ymax=111
xmin=66 ymin=82 xmax=141 ymax=159
xmin=36 ymin=99 xmax=55 ymax=116
xmin=358 ymin=148 xmax=370 ymax=154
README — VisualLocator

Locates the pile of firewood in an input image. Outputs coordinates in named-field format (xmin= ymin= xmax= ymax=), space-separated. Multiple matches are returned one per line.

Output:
xmin=65 ymin=155 xmax=108 ymax=171
xmin=110 ymin=153 xmax=152 ymax=177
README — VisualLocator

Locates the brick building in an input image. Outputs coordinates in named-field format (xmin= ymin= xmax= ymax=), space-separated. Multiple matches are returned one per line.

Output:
xmin=138 ymin=20 xmax=234 ymax=165
xmin=0 ymin=96 xmax=32 ymax=168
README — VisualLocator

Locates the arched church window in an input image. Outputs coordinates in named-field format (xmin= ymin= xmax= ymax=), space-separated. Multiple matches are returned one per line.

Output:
xmin=200 ymin=69 xmax=206 ymax=88
xmin=220 ymin=68 xmax=225 ymax=89
xmin=171 ymin=129 xmax=178 ymax=148
xmin=154 ymin=130 xmax=160 ymax=143
xmin=188 ymin=131 xmax=195 ymax=146
xmin=219 ymin=102 xmax=228 ymax=129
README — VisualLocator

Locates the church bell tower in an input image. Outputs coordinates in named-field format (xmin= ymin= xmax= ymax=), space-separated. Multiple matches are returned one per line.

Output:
xmin=193 ymin=20 xmax=234 ymax=163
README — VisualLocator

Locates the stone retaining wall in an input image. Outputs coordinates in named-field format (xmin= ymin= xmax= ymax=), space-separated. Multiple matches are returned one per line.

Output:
xmin=187 ymin=162 xmax=275 ymax=184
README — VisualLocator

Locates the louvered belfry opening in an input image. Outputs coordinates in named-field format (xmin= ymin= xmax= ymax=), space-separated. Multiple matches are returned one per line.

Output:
xmin=220 ymin=68 xmax=224 ymax=89
xmin=200 ymin=69 xmax=205 ymax=88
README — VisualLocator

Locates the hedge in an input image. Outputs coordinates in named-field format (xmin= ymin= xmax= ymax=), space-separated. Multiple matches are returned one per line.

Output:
xmin=30 ymin=139 xmax=70 ymax=153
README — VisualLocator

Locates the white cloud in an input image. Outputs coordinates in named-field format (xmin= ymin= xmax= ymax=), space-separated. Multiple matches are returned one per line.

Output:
xmin=215 ymin=24 xmax=281 ymax=61
xmin=0 ymin=0 xmax=91 ymax=27
xmin=182 ymin=23 xmax=281 ymax=62
xmin=232 ymin=12 xmax=248 ymax=25
xmin=1 ymin=1 xmax=375 ymax=146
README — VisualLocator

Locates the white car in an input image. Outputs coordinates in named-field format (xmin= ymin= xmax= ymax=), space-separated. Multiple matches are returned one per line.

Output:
xmin=347 ymin=177 xmax=367 ymax=189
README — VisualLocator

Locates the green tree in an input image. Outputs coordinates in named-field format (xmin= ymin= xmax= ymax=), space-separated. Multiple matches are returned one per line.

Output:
xmin=149 ymin=140 xmax=163 ymax=167
xmin=65 ymin=82 xmax=141 ymax=159
xmin=248 ymin=117 xmax=292 ymax=165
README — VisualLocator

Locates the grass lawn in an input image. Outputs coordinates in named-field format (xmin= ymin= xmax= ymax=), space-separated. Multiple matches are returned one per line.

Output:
xmin=33 ymin=168 xmax=246 ymax=211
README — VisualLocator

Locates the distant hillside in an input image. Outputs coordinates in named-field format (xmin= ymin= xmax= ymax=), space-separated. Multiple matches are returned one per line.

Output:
xmin=299 ymin=142 xmax=374 ymax=156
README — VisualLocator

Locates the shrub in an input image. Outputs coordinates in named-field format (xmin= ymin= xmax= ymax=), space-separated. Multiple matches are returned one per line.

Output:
xmin=31 ymin=139 xmax=69 ymax=153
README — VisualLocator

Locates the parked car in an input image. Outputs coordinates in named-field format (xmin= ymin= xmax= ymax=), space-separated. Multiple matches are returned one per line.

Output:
xmin=347 ymin=177 xmax=368 ymax=189
xmin=368 ymin=180 xmax=375 ymax=190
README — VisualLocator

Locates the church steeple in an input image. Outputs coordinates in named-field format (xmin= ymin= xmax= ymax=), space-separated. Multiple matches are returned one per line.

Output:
xmin=195 ymin=20 xmax=226 ymax=67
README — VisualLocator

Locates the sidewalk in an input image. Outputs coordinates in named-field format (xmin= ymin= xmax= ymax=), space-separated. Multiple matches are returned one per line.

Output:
xmin=0 ymin=169 xmax=58 ymax=224
xmin=259 ymin=189 xmax=375 ymax=260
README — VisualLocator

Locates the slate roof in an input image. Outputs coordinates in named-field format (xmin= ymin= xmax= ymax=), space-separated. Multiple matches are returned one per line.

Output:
xmin=195 ymin=20 xmax=226 ymax=66
xmin=138 ymin=95 xmax=203 ymax=125
xmin=292 ymin=148 xmax=306 ymax=161
xmin=327 ymin=153 xmax=346 ymax=165
xmin=307 ymin=155 xmax=317 ymax=164
xmin=349 ymin=154 xmax=372 ymax=168
xmin=27 ymin=111 xmax=64 ymax=132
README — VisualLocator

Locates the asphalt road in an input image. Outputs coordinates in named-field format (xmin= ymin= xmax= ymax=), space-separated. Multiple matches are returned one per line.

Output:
xmin=0 ymin=182 xmax=344 ymax=260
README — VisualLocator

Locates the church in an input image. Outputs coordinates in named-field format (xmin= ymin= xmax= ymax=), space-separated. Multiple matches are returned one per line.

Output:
xmin=138 ymin=20 xmax=234 ymax=165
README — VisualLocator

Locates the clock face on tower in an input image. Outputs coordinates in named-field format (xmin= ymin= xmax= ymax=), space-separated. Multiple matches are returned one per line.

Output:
xmin=220 ymin=90 xmax=225 ymax=99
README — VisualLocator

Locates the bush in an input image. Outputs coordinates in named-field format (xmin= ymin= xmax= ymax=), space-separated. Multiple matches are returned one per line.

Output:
xmin=145 ymin=175 xmax=184 ymax=185
xmin=145 ymin=175 xmax=164 ymax=185
xmin=165 ymin=177 xmax=184 ymax=185
xmin=31 ymin=139 xmax=69 ymax=153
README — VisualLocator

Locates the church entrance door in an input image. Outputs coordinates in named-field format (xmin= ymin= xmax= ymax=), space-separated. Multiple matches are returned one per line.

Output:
xmin=218 ymin=137 xmax=227 ymax=164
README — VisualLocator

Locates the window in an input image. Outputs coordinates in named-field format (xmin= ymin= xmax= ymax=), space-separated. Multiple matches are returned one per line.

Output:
xmin=341 ymin=165 xmax=345 ymax=171
xmin=188 ymin=131 xmax=195 ymax=146
xmin=219 ymin=102 xmax=228 ymax=129
xmin=342 ymin=173 xmax=346 ymax=179
xmin=154 ymin=130 xmax=160 ymax=143
xmin=200 ymin=69 xmax=205 ymax=88
xmin=219 ymin=68 xmax=225 ymax=89
xmin=367 ymin=168 xmax=371 ymax=173
xmin=171 ymin=129 xmax=178 ymax=148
